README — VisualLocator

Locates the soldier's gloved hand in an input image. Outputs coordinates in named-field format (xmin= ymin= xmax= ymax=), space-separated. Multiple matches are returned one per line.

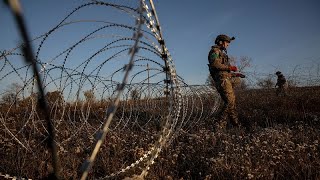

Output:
xmin=234 ymin=73 xmax=245 ymax=78
xmin=229 ymin=66 xmax=238 ymax=72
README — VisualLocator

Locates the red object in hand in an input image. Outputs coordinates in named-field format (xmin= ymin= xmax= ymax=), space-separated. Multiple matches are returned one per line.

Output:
xmin=229 ymin=66 xmax=238 ymax=72
xmin=234 ymin=73 xmax=246 ymax=78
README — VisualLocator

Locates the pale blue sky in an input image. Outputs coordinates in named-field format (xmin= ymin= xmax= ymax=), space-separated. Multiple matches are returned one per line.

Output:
xmin=1 ymin=0 xmax=320 ymax=85
xmin=153 ymin=0 xmax=320 ymax=84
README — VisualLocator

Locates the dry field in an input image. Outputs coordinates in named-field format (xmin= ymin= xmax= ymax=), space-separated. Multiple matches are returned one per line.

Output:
xmin=1 ymin=86 xmax=320 ymax=179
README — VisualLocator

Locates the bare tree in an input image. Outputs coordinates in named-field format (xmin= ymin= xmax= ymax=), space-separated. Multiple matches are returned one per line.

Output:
xmin=130 ymin=88 xmax=141 ymax=100
xmin=238 ymin=56 xmax=252 ymax=72
xmin=84 ymin=90 xmax=95 ymax=102
xmin=2 ymin=93 xmax=16 ymax=104
xmin=231 ymin=56 xmax=252 ymax=90
xmin=1 ymin=83 xmax=23 ymax=105
xmin=256 ymin=76 xmax=274 ymax=89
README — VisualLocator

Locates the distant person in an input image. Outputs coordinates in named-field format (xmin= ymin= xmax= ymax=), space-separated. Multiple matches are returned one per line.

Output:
xmin=275 ymin=71 xmax=288 ymax=96
xmin=208 ymin=34 xmax=245 ymax=131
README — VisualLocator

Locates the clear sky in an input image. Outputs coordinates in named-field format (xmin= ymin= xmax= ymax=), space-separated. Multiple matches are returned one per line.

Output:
xmin=153 ymin=0 xmax=320 ymax=84
xmin=1 ymin=0 xmax=320 ymax=85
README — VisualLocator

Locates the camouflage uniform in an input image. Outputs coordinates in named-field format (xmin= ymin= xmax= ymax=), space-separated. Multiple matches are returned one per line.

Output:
xmin=275 ymin=72 xmax=287 ymax=96
xmin=208 ymin=45 xmax=239 ymax=130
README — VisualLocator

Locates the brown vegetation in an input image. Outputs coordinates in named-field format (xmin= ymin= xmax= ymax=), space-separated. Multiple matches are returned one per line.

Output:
xmin=0 ymin=86 xmax=319 ymax=179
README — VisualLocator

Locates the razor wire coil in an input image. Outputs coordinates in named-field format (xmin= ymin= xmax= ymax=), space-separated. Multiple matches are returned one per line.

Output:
xmin=1 ymin=0 xmax=223 ymax=179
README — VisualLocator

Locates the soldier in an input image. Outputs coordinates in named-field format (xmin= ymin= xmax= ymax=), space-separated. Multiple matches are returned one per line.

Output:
xmin=275 ymin=71 xmax=288 ymax=96
xmin=208 ymin=34 xmax=245 ymax=131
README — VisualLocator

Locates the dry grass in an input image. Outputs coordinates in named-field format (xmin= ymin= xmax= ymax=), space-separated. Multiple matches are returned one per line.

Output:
xmin=0 ymin=86 xmax=319 ymax=179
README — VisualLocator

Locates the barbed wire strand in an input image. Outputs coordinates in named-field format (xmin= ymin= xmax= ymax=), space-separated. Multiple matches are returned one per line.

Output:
xmin=5 ymin=0 xmax=61 ymax=179
xmin=0 ymin=172 xmax=31 ymax=180
xmin=79 ymin=1 xmax=145 ymax=179
xmin=2 ymin=1 xmax=319 ymax=179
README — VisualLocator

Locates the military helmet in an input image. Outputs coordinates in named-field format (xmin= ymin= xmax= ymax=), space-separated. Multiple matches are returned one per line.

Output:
xmin=215 ymin=34 xmax=235 ymax=44
xmin=276 ymin=71 xmax=282 ymax=75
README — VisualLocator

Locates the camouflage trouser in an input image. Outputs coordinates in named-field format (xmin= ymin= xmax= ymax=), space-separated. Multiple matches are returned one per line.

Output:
xmin=215 ymin=78 xmax=239 ymax=129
